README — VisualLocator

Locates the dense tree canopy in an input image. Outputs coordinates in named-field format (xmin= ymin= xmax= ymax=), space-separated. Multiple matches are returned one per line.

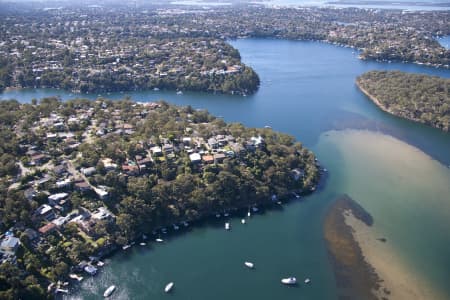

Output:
xmin=357 ymin=71 xmax=450 ymax=131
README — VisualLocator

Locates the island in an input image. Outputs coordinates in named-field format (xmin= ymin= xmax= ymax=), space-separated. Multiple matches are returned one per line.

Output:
xmin=0 ymin=97 xmax=320 ymax=299
xmin=0 ymin=4 xmax=449 ymax=95
xmin=356 ymin=71 xmax=450 ymax=131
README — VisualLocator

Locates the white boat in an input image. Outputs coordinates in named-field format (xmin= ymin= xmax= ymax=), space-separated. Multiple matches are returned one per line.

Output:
xmin=140 ymin=242 xmax=146 ymax=246
xmin=182 ymin=221 xmax=189 ymax=227
xmin=244 ymin=261 xmax=254 ymax=268
xmin=156 ymin=238 xmax=164 ymax=242
xmin=176 ymin=91 xmax=183 ymax=95
xmin=153 ymin=87 xmax=160 ymax=91
xmin=69 ymin=274 xmax=83 ymax=281
xmin=225 ymin=222 xmax=230 ymax=230
xmin=241 ymin=219 xmax=246 ymax=224
xmin=281 ymin=277 xmax=297 ymax=285
xmin=103 ymin=285 xmax=116 ymax=297
xmin=122 ymin=244 xmax=131 ymax=250
xmin=216 ymin=213 xmax=221 ymax=218
xmin=55 ymin=288 xmax=69 ymax=294
xmin=304 ymin=278 xmax=311 ymax=284
xmin=224 ymin=212 xmax=229 ymax=217
xmin=247 ymin=211 xmax=251 ymax=217
xmin=97 ymin=261 xmax=105 ymax=267
xmin=252 ymin=207 xmax=259 ymax=212
xmin=164 ymin=282 xmax=174 ymax=293
xmin=173 ymin=224 xmax=179 ymax=230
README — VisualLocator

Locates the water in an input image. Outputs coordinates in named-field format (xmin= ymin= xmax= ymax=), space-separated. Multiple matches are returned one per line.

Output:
xmin=2 ymin=39 xmax=450 ymax=299
xmin=259 ymin=0 xmax=450 ymax=10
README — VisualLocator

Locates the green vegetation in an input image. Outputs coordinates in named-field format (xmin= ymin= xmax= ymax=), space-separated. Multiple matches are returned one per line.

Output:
xmin=0 ymin=98 xmax=320 ymax=298
xmin=357 ymin=71 xmax=450 ymax=131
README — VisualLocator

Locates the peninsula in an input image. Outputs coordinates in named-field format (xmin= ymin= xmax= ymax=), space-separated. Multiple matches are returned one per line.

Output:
xmin=0 ymin=97 xmax=319 ymax=299
xmin=356 ymin=71 xmax=450 ymax=131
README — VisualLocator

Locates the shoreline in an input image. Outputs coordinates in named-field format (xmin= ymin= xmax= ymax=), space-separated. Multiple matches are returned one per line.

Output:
xmin=324 ymin=194 xmax=446 ymax=300
xmin=355 ymin=80 xmax=394 ymax=116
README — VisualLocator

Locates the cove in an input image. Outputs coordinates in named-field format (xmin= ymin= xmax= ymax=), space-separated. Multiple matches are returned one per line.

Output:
xmin=2 ymin=39 xmax=450 ymax=299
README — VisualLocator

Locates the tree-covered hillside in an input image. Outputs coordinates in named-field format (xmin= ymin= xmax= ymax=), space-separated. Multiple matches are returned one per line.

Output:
xmin=356 ymin=71 xmax=450 ymax=131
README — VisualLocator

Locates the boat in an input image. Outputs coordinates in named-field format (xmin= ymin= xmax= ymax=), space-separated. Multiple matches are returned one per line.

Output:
xmin=153 ymin=87 xmax=160 ymax=91
xmin=173 ymin=224 xmax=179 ymax=230
xmin=103 ymin=285 xmax=116 ymax=297
xmin=176 ymin=91 xmax=183 ymax=95
xmin=304 ymin=278 xmax=311 ymax=284
xmin=281 ymin=277 xmax=297 ymax=285
xmin=122 ymin=244 xmax=131 ymax=250
xmin=182 ymin=221 xmax=189 ymax=227
xmin=244 ymin=261 xmax=254 ymax=268
xmin=247 ymin=211 xmax=251 ymax=217
xmin=241 ymin=219 xmax=246 ymax=224
xmin=252 ymin=206 xmax=259 ymax=212
xmin=215 ymin=213 xmax=221 ymax=218
xmin=97 ymin=261 xmax=105 ymax=267
xmin=84 ymin=265 xmax=98 ymax=276
xmin=55 ymin=288 xmax=69 ymax=294
xmin=225 ymin=222 xmax=230 ymax=230
xmin=224 ymin=212 xmax=229 ymax=217
xmin=140 ymin=242 xmax=146 ymax=246
xmin=164 ymin=282 xmax=174 ymax=293
xmin=156 ymin=238 xmax=164 ymax=242
xmin=69 ymin=273 xmax=83 ymax=281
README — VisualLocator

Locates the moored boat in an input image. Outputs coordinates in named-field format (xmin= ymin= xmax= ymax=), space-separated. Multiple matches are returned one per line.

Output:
xmin=244 ymin=261 xmax=254 ymax=268
xmin=241 ymin=219 xmax=246 ymax=224
xmin=304 ymin=278 xmax=311 ymax=284
xmin=281 ymin=277 xmax=297 ymax=285
xmin=164 ymin=282 xmax=174 ymax=293
xmin=156 ymin=238 xmax=164 ymax=242
xmin=69 ymin=273 xmax=83 ymax=281
xmin=103 ymin=285 xmax=116 ymax=297
xmin=225 ymin=222 xmax=230 ymax=230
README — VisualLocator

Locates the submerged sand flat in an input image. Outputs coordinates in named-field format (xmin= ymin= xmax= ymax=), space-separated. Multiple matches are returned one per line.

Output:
xmin=318 ymin=129 xmax=450 ymax=300
xmin=345 ymin=213 xmax=445 ymax=300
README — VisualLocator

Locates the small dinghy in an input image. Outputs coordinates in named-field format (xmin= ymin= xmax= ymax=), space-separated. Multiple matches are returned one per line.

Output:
xmin=225 ymin=222 xmax=230 ymax=230
xmin=304 ymin=278 xmax=311 ymax=284
xmin=164 ymin=282 xmax=174 ymax=293
xmin=244 ymin=261 xmax=254 ymax=268
xmin=155 ymin=238 xmax=164 ymax=243
xmin=103 ymin=285 xmax=116 ymax=297
xmin=241 ymin=219 xmax=246 ymax=224
xmin=281 ymin=277 xmax=297 ymax=285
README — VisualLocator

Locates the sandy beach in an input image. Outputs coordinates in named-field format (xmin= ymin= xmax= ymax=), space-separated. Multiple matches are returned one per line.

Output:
xmin=344 ymin=211 xmax=446 ymax=300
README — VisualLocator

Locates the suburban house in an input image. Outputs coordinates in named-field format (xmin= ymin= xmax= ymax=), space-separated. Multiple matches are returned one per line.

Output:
xmin=0 ymin=236 xmax=20 ymax=255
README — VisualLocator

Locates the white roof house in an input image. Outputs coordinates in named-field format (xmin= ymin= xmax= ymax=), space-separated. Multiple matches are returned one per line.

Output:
xmin=0 ymin=236 xmax=20 ymax=255
xmin=189 ymin=153 xmax=201 ymax=163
